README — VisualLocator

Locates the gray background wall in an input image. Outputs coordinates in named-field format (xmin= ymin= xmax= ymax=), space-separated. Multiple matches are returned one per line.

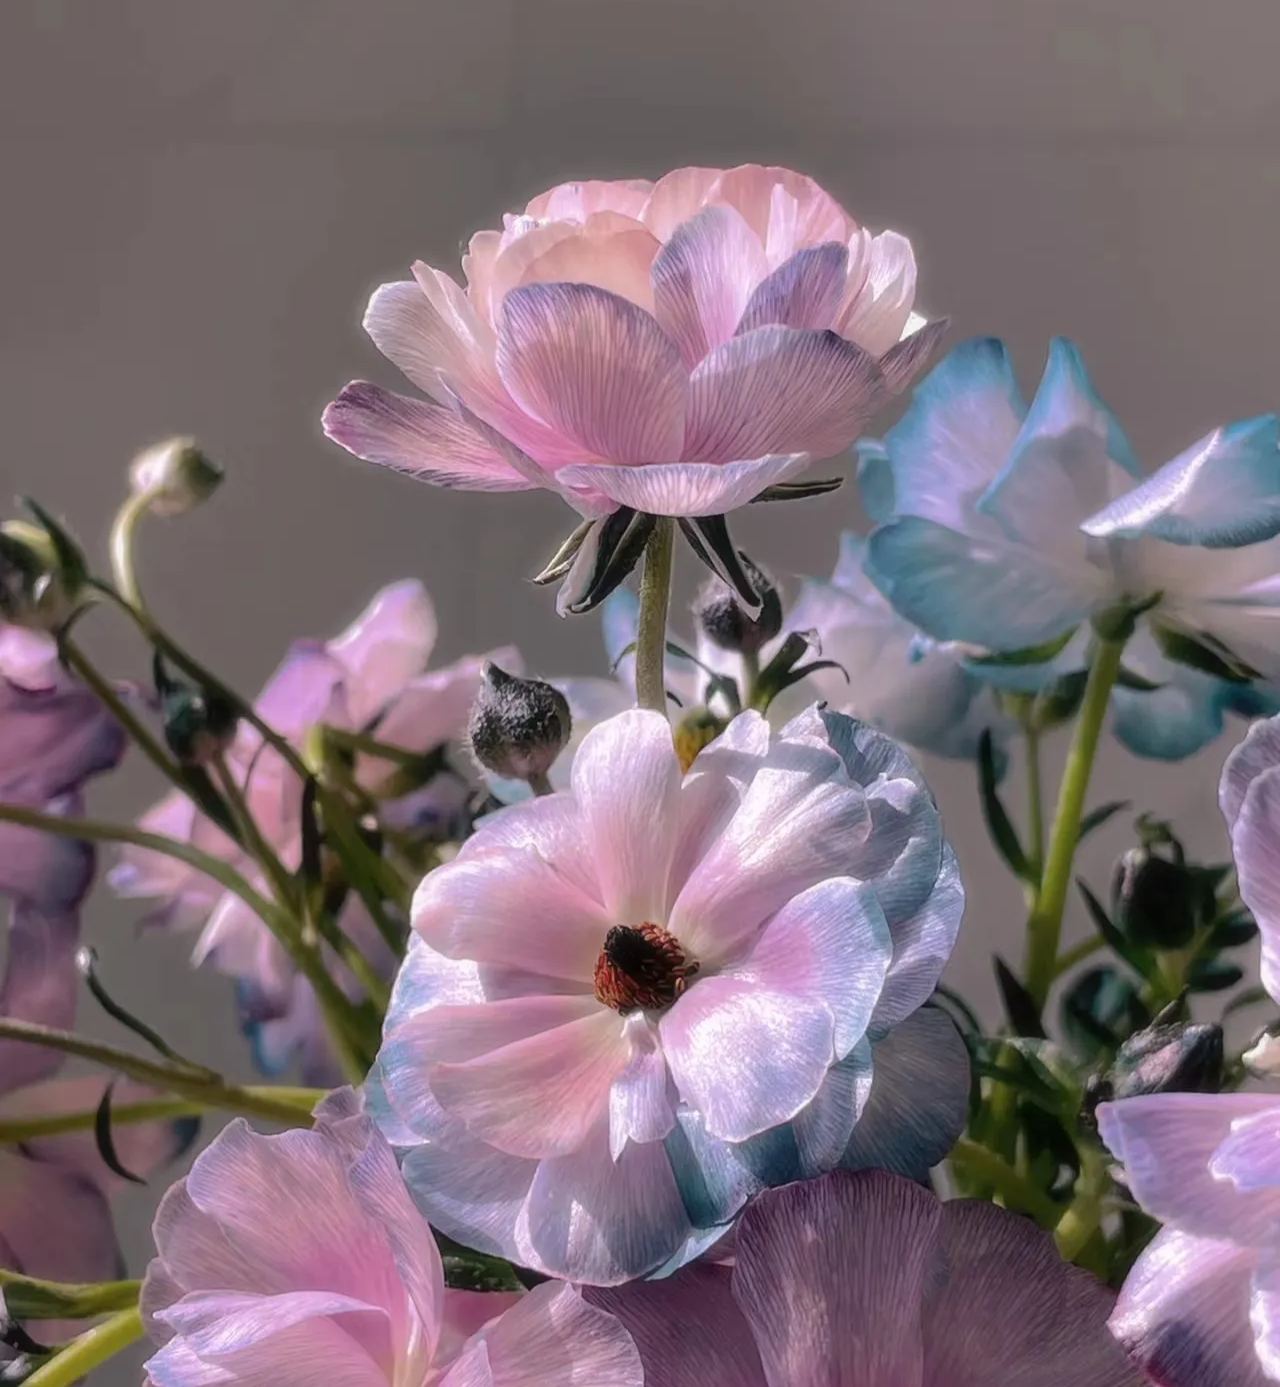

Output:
xmin=1 ymin=3 xmax=1278 ymax=1380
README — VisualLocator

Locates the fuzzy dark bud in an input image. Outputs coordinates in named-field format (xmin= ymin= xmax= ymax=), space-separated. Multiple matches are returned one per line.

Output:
xmin=469 ymin=662 xmax=571 ymax=783
xmin=693 ymin=554 xmax=782 ymax=655
xmin=162 ymin=683 xmax=239 ymax=766
xmin=1084 ymin=1016 xmax=1224 ymax=1121
xmin=1111 ymin=845 xmax=1197 ymax=948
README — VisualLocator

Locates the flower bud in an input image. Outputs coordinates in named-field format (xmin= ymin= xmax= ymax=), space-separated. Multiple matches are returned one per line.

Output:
xmin=693 ymin=555 xmax=782 ymax=656
xmin=1085 ymin=1015 xmax=1224 ymax=1120
xmin=468 ymin=663 xmax=571 ymax=783
xmin=161 ymin=682 xmax=239 ymax=766
xmin=0 ymin=520 xmax=82 ymax=631
xmin=674 ymin=707 xmax=725 ymax=773
xmin=1111 ymin=845 xmax=1197 ymax=948
xmin=130 ymin=437 xmax=223 ymax=516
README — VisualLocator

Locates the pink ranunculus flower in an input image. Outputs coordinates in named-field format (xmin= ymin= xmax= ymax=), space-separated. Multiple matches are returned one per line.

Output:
xmin=1097 ymin=713 xmax=1280 ymax=1387
xmin=323 ymin=167 xmax=945 ymax=612
xmin=141 ymin=1091 xmax=642 ymax=1387
xmin=110 ymin=581 xmax=511 ymax=1082
xmin=588 ymin=1169 xmax=1141 ymax=1385
xmin=370 ymin=703 xmax=968 ymax=1284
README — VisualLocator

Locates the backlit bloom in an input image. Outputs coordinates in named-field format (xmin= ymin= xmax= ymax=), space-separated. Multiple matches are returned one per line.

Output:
xmin=1097 ymin=714 xmax=1280 ymax=1386
xmin=865 ymin=337 xmax=1280 ymax=758
xmin=110 ymin=581 xmax=508 ymax=1081
xmin=371 ymin=704 xmax=967 ymax=1284
xmin=590 ymin=1170 xmax=1140 ymax=1385
xmin=141 ymin=1092 xmax=641 ymax=1387
xmin=324 ymin=166 xmax=942 ymax=523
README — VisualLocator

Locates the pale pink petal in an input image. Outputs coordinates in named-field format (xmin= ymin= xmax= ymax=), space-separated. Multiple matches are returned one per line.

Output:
xmin=763 ymin=177 xmax=859 ymax=263
xmin=439 ymin=1281 xmax=643 ymax=1387
xmin=1097 ymin=1093 xmax=1280 ymax=1243
xmin=878 ymin=316 xmax=949 ymax=395
xmin=608 ymin=1013 xmax=675 ymax=1159
xmin=453 ymin=793 xmax=600 ymax=904
xmin=497 ymin=283 xmax=688 ymax=464
xmin=1209 ymin=1107 xmax=1280 ymax=1194
xmin=736 ymin=242 xmax=849 ymax=335
xmin=0 ymin=1148 xmax=121 ymax=1289
xmin=518 ymin=1123 xmax=691 ymax=1284
xmin=685 ymin=325 xmax=882 ymax=463
xmin=435 ymin=1289 xmax=518 ymax=1368
xmin=1221 ymin=714 xmax=1280 ymax=828
xmin=640 ymin=168 xmax=723 ymax=241
xmin=838 ymin=230 xmax=919 ymax=357
xmin=660 ymin=977 xmax=835 ymax=1142
xmin=1111 ymin=1229 xmax=1269 ymax=1387
xmin=525 ymin=179 xmax=654 ymax=222
xmin=651 ymin=206 xmax=768 ymax=365
xmin=322 ymin=383 xmax=541 ymax=493
xmin=400 ymin=1136 xmax=535 ymax=1264
xmin=669 ymin=733 xmax=870 ymax=964
xmin=515 ymin=213 xmax=661 ymax=313
xmin=571 ymin=709 xmax=682 ymax=923
xmin=327 ymin=579 xmax=436 ymax=728
xmin=412 ymin=844 xmax=606 ymax=983
xmin=461 ymin=228 xmax=502 ymax=322
xmin=363 ymin=278 xmax=488 ymax=405
xmin=556 ymin=453 xmax=812 ymax=517
xmin=0 ymin=906 xmax=79 ymax=1089
xmin=1228 ymin=763 xmax=1280 ymax=1005
xmin=429 ymin=1007 xmax=628 ymax=1159
xmin=367 ymin=649 xmax=501 ymax=766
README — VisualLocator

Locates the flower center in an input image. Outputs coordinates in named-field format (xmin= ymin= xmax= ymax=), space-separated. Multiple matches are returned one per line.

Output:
xmin=593 ymin=922 xmax=698 ymax=1014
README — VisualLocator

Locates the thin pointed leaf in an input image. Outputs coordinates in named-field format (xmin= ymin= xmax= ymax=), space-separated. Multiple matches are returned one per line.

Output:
xmin=933 ymin=984 xmax=982 ymax=1035
xmin=1223 ymin=985 xmax=1270 ymax=1017
xmin=298 ymin=775 xmax=323 ymax=887
xmin=1211 ymin=910 xmax=1258 ymax=949
xmin=994 ymin=956 xmax=1045 ymax=1038
xmin=1077 ymin=800 xmax=1130 ymax=843
xmin=1152 ymin=623 xmax=1259 ymax=683
xmin=978 ymin=730 xmax=1030 ymax=881
xmin=94 ymin=1082 xmax=147 ymax=1185
xmin=531 ymin=518 xmax=594 ymax=585
xmin=1076 ymin=879 xmax=1153 ymax=977
xmin=1115 ymin=666 xmax=1164 ymax=692
xmin=750 ymin=476 xmax=844 ymax=503
xmin=562 ymin=509 xmax=655 ymax=615
xmin=677 ymin=516 xmax=762 ymax=613
xmin=969 ymin=627 xmax=1077 ymax=668
xmin=76 ymin=947 xmax=210 ymax=1074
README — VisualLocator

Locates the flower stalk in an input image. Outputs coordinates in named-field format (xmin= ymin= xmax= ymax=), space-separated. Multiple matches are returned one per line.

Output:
xmin=21 ymin=1305 xmax=143 ymax=1387
xmin=634 ymin=517 xmax=674 ymax=714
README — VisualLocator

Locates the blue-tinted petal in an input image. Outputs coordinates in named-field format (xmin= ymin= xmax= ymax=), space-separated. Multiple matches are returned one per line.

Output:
xmin=854 ymin=439 xmax=896 ymax=524
xmin=880 ymin=337 xmax=1026 ymax=527
xmin=1084 ymin=415 xmax=1280 ymax=549
xmin=979 ymin=338 xmax=1140 ymax=551
xmin=866 ymin=515 xmax=1093 ymax=649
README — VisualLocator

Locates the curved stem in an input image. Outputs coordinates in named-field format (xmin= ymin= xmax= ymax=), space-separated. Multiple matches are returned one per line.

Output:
xmin=1024 ymin=636 xmax=1126 ymax=1010
xmin=1055 ymin=1146 xmax=1108 ymax=1261
xmin=948 ymin=1138 xmax=1060 ymax=1226
xmin=0 ymin=1020 xmax=321 ymax=1126
xmin=0 ymin=1272 xmax=140 ymax=1322
xmin=634 ymin=518 xmax=674 ymax=715
xmin=23 ymin=1306 xmax=143 ymax=1387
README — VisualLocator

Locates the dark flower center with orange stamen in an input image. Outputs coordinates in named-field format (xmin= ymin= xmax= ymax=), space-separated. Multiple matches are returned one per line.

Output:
xmin=593 ymin=922 xmax=698 ymax=1014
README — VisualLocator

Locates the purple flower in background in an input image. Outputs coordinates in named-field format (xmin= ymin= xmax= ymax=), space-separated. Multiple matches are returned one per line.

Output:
xmin=110 ymin=581 xmax=510 ymax=1082
xmin=141 ymin=1092 xmax=642 ymax=1387
xmin=370 ymin=704 xmax=967 ymax=1284
xmin=324 ymin=166 xmax=944 ymax=526
xmin=1097 ymin=713 xmax=1280 ymax=1387
xmin=589 ymin=1169 xmax=1140 ymax=1385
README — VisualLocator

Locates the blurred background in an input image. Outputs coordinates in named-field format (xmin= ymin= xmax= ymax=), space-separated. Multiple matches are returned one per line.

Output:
xmin=2 ymin=2 xmax=1278 ymax=1378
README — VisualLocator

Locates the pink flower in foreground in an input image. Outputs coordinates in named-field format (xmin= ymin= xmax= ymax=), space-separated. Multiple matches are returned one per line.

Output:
xmin=1098 ymin=714 xmax=1280 ymax=1387
xmin=324 ymin=167 xmax=944 ymax=611
xmin=110 ymin=581 xmax=509 ymax=1081
xmin=370 ymin=703 xmax=968 ymax=1283
xmin=589 ymin=1169 xmax=1141 ymax=1385
xmin=141 ymin=1092 xmax=642 ymax=1387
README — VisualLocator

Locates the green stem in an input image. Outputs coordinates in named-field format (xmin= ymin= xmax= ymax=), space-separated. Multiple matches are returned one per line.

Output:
xmin=1055 ymin=1146 xmax=1108 ymax=1260
xmin=22 ymin=1307 xmax=143 ymax=1387
xmin=527 ymin=770 xmax=553 ymax=797
xmin=1025 ymin=724 xmax=1045 ymax=881
xmin=0 ymin=1271 xmax=141 ymax=1321
xmin=0 ymin=1019 xmax=321 ymax=1126
xmin=740 ymin=648 xmax=761 ymax=705
xmin=0 ymin=1088 xmax=324 ymax=1142
xmin=634 ymin=518 xmax=674 ymax=715
xmin=948 ymin=1138 xmax=1060 ymax=1226
xmin=1054 ymin=933 xmax=1108 ymax=977
xmin=60 ymin=636 xmax=185 ymax=791
xmin=1024 ymin=636 xmax=1126 ymax=1009
xmin=211 ymin=752 xmax=298 ymax=910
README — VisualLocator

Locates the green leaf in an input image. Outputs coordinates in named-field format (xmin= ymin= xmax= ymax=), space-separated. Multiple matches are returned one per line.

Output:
xmin=0 ymin=1272 xmax=140 ymax=1322
xmin=677 ymin=515 xmax=761 ymax=613
xmin=994 ymin=957 xmax=1045 ymax=1038
xmin=1152 ymin=623 xmax=1259 ymax=683
xmin=1076 ymin=879 xmax=1153 ymax=976
xmin=76 ymin=946 xmax=209 ymax=1074
xmin=969 ymin=627 xmax=1077 ymax=668
xmin=1211 ymin=909 xmax=1258 ymax=949
xmin=750 ymin=477 xmax=844 ymax=503
xmin=1077 ymin=800 xmax=1130 ymax=843
xmin=1187 ymin=958 xmax=1245 ymax=993
xmin=1223 ymin=984 xmax=1271 ymax=1017
xmin=977 ymin=731 xmax=1030 ymax=881
xmin=93 ymin=1081 xmax=146 ymax=1185
xmin=1115 ymin=666 xmax=1164 ymax=692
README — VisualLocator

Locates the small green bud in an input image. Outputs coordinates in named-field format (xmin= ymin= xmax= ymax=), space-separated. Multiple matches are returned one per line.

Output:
xmin=130 ymin=437 xmax=223 ymax=516
xmin=1111 ymin=845 xmax=1197 ymax=948
xmin=161 ymin=681 xmax=239 ymax=766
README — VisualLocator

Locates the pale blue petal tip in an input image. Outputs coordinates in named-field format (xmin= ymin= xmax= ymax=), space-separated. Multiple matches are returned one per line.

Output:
xmin=855 ymin=438 xmax=895 ymax=523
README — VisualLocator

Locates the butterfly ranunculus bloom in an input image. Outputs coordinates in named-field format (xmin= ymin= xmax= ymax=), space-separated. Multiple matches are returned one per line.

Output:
xmin=865 ymin=336 xmax=1280 ymax=758
xmin=369 ymin=703 xmax=968 ymax=1284
xmin=1098 ymin=714 xmax=1280 ymax=1387
xmin=140 ymin=1092 xmax=642 ymax=1387
xmin=324 ymin=166 xmax=942 ymax=522
xmin=587 ymin=1169 xmax=1141 ymax=1385
xmin=110 ymin=581 xmax=509 ymax=1082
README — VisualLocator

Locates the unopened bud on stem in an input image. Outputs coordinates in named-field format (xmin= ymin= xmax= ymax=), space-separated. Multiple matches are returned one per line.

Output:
xmin=469 ymin=663 xmax=571 ymax=787
xmin=693 ymin=555 xmax=782 ymax=656
xmin=130 ymin=437 xmax=223 ymax=516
